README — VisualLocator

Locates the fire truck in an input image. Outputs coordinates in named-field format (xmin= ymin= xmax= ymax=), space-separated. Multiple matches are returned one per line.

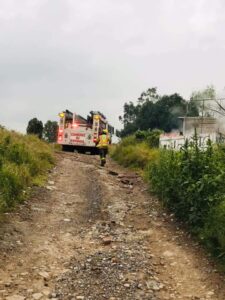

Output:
xmin=57 ymin=110 xmax=114 ymax=153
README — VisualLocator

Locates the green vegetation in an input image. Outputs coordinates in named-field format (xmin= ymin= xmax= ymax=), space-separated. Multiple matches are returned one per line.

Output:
xmin=113 ymin=84 xmax=225 ymax=262
xmin=26 ymin=118 xmax=44 ymax=139
xmin=27 ymin=118 xmax=58 ymax=143
xmin=111 ymin=130 xmax=160 ymax=170
xmin=43 ymin=120 xmax=58 ymax=143
xmin=118 ymin=87 xmax=199 ymax=137
xmin=0 ymin=128 xmax=54 ymax=212
xmin=148 ymin=138 xmax=225 ymax=260
xmin=112 ymin=132 xmax=225 ymax=262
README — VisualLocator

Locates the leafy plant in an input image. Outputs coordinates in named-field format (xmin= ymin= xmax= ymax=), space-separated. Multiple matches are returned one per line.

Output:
xmin=112 ymin=130 xmax=225 ymax=261
xmin=110 ymin=132 xmax=159 ymax=170
xmin=0 ymin=129 xmax=54 ymax=212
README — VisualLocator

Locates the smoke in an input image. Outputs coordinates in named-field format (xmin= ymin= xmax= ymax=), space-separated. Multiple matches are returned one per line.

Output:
xmin=170 ymin=105 xmax=185 ymax=116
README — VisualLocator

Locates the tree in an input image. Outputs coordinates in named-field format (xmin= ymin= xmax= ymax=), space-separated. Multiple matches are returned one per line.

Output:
xmin=26 ymin=118 xmax=43 ymax=139
xmin=190 ymin=85 xmax=216 ymax=117
xmin=119 ymin=101 xmax=139 ymax=126
xmin=137 ymin=87 xmax=159 ymax=104
xmin=43 ymin=120 xmax=58 ymax=143
xmin=119 ymin=88 xmax=160 ymax=136
xmin=186 ymin=99 xmax=199 ymax=116
xmin=189 ymin=85 xmax=225 ymax=119
xmin=157 ymin=95 xmax=184 ymax=131
xmin=119 ymin=88 xmax=199 ymax=137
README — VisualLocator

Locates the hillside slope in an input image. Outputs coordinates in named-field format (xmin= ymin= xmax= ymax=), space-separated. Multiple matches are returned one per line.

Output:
xmin=0 ymin=129 xmax=54 ymax=212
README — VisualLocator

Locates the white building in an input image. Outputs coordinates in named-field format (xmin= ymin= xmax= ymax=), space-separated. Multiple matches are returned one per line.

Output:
xmin=159 ymin=117 xmax=225 ymax=150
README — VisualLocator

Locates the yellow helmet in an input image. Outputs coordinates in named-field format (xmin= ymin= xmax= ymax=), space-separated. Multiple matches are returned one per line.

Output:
xmin=102 ymin=129 xmax=108 ymax=134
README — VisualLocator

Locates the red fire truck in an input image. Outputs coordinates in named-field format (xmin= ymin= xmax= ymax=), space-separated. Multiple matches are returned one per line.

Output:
xmin=57 ymin=110 xmax=114 ymax=153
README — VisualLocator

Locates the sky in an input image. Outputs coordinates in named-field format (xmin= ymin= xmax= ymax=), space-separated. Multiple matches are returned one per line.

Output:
xmin=0 ymin=0 xmax=225 ymax=132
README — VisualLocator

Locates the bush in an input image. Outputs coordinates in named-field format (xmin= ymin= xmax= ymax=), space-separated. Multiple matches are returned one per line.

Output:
xmin=112 ymin=132 xmax=225 ymax=261
xmin=0 ymin=129 xmax=54 ymax=211
xmin=110 ymin=134 xmax=159 ymax=170
xmin=148 ymin=139 xmax=225 ymax=228
xmin=146 ymin=136 xmax=225 ymax=260
xmin=135 ymin=129 xmax=162 ymax=148
xmin=201 ymin=199 xmax=225 ymax=258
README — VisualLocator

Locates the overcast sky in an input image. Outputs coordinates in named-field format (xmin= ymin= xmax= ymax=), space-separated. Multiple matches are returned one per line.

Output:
xmin=0 ymin=0 xmax=225 ymax=132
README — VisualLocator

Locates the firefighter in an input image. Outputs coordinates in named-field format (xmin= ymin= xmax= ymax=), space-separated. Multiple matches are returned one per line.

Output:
xmin=96 ymin=129 xmax=111 ymax=166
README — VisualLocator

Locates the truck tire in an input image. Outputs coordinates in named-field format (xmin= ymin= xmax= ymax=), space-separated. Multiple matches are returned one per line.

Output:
xmin=62 ymin=145 xmax=73 ymax=152
xmin=62 ymin=145 xmax=68 ymax=151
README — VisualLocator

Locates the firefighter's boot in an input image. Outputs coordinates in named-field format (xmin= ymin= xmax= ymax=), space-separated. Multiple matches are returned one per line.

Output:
xmin=100 ymin=157 xmax=106 ymax=167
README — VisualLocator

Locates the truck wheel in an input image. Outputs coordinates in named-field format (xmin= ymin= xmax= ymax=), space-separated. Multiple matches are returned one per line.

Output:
xmin=78 ymin=149 xmax=85 ymax=154
xmin=62 ymin=145 xmax=73 ymax=152
xmin=62 ymin=145 xmax=68 ymax=151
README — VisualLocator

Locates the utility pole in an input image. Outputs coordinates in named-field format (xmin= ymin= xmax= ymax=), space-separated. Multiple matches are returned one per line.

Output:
xmin=201 ymin=99 xmax=204 ymax=134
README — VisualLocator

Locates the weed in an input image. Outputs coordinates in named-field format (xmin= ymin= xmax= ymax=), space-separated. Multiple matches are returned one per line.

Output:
xmin=0 ymin=129 xmax=54 ymax=212
xmin=111 ymin=131 xmax=225 ymax=260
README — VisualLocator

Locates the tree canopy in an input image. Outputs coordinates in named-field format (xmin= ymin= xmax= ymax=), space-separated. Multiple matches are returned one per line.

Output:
xmin=190 ymin=85 xmax=216 ymax=117
xmin=119 ymin=88 xmax=199 ymax=137
xmin=43 ymin=120 xmax=58 ymax=143
xmin=26 ymin=118 xmax=43 ymax=139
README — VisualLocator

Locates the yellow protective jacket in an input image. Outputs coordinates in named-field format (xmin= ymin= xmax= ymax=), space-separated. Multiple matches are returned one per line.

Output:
xmin=96 ymin=134 xmax=111 ymax=148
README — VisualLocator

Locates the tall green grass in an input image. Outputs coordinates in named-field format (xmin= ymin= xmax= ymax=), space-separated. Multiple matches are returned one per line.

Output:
xmin=0 ymin=129 xmax=54 ymax=211
xmin=110 ymin=135 xmax=159 ymax=170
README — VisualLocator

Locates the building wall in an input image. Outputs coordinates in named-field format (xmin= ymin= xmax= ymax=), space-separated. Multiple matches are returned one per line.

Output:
xmin=160 ymin=117 xmax=224 ymax=150
xmin=160 ymin=133 xmax=219 ymax=150
xmin=180 ymin=117 xmax=217 ymax=135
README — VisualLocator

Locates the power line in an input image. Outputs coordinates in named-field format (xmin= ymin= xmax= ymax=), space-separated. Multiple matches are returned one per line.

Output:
xmin=189 ymin=97 xmax=225 ymax=102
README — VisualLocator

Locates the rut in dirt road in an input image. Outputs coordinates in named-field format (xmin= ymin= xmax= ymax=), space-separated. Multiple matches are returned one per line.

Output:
xmin=0 ymin=152 xmax=225 ymax=300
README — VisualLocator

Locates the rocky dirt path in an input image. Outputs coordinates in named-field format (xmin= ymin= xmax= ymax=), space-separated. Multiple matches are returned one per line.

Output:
xmin=0 ymin=152 xmax=225 ymax=300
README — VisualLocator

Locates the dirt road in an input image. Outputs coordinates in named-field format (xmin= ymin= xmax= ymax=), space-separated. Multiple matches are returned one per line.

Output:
xmin=0 ymin=152 xmax=225 ymax=300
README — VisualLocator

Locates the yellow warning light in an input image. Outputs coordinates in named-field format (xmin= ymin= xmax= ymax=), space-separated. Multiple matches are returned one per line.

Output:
xmin=59 ymin=112 xmax=65 ymax=118
xmin=94 ymin=115 xmax=100 ymax=120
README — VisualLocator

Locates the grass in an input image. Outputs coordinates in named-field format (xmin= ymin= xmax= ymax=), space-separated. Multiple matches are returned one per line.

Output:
xmin=110 ymin=135 xmax=159 ymax=171
xmin=0 ymin=129 xmax=54 ymax=212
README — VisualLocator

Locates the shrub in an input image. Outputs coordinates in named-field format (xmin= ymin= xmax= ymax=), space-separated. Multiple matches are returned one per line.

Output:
xmin=201 ymin=199 xmax=225 ymax=258
xmin=0 ymin=129 xmax=54 ymax=212
xmin=111 ymin=131 xmax=225 ymax=261
xmin=135 ymin=129 xmax=162 ymax=148
xmin=148 ymin=139 xmax=225 ymax=229
xmin=0 ymin=163 xmax=27 ymax=210
xmin=111 ymin=134 xmax=159 ymax=170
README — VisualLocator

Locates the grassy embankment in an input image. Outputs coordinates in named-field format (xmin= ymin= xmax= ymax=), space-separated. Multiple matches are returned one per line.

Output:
xmin=111 ymin=133 xmax=225 ymax=263
xmin=0 ymin=129 xmax=54 ymax=212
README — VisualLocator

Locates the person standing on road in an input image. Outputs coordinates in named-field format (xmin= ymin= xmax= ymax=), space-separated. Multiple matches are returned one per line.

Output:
xmin=96 ymin=129 xmax=111 ymax=166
